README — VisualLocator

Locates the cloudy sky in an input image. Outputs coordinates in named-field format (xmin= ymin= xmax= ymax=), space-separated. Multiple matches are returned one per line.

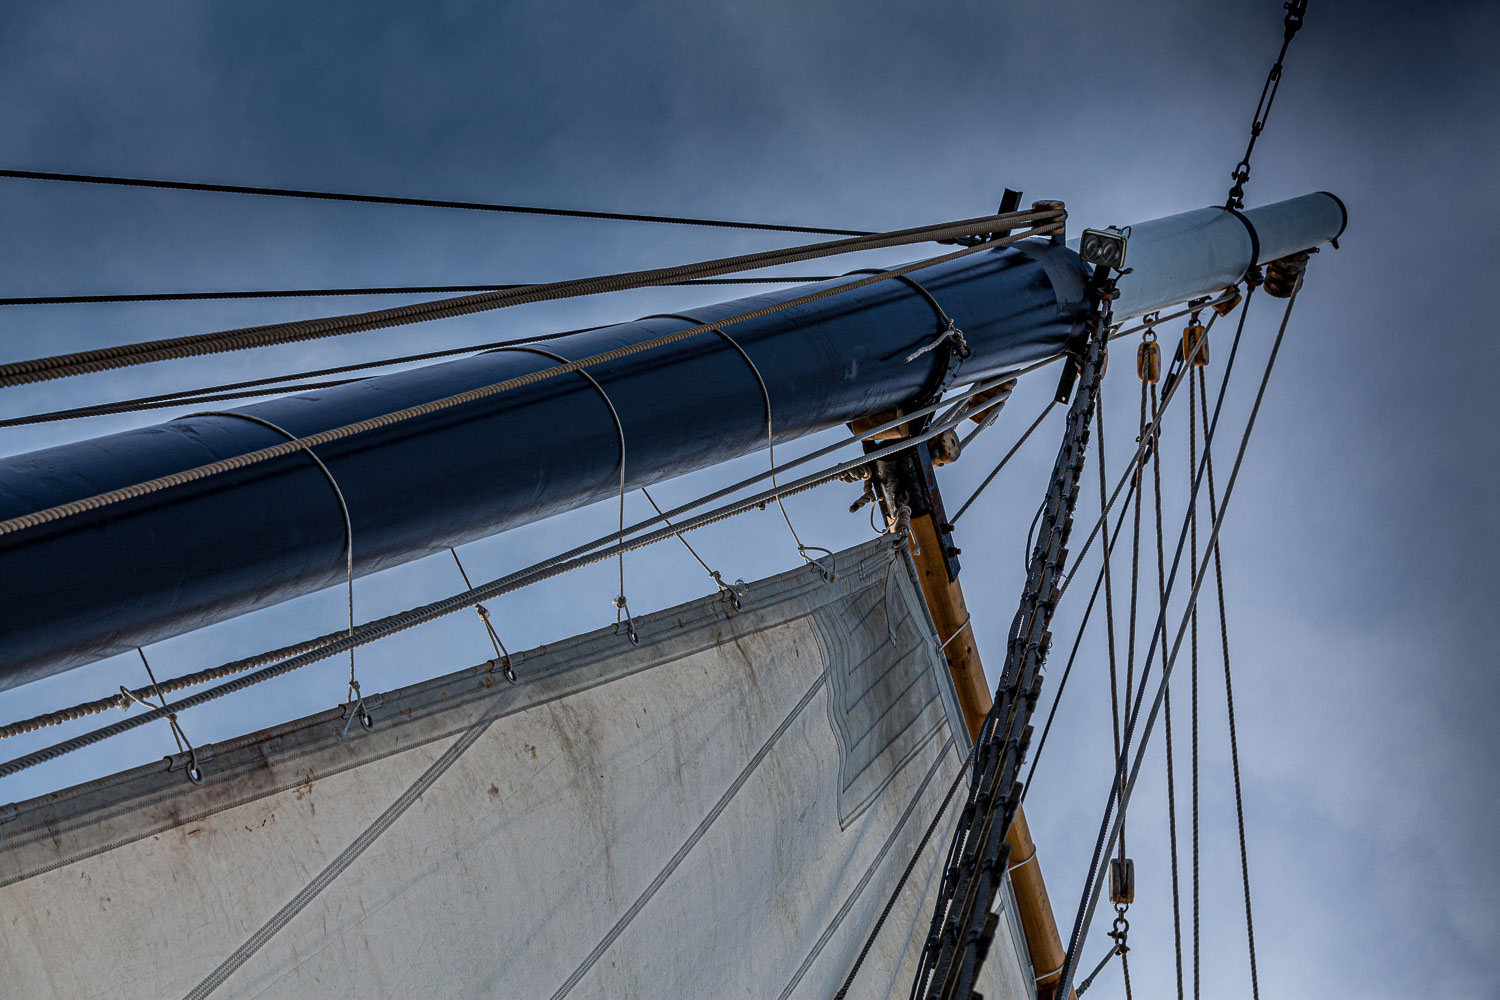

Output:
xmin=0 ymin=1 xmax=1495 ymax=996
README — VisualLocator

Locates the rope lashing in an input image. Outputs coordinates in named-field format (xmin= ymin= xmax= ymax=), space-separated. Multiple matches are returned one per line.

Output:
xmin=179 ymin=410 xmax=367 ymax=730
xmin=129 ymin=648 xmax=202 ymax=784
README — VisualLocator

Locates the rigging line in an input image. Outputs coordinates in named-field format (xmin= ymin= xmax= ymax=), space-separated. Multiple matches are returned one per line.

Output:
xmin=0 ymin=378 xmax=372 ymax=426
xmin=636 ymin=312 xmax=824 ymax=575
xmin=0 ymin=225 xmax=1060 ymax=540
xmin=1055 ymin=289 xmax=1256 ymax=995
xmin=0 ymin=277 xmax=844 ymax=307
xmin=948 ymin=397 xmax=1056 ymax=524
xmin=639 ymin=486 xmax=738 ymax=606
xmin=1153 ymin=376 xmax=1187 ymax=1000
xmin=1054 ymin=290 xmax=1256 ymax=1000
xmin=1197 ymin=363 xmax=1261 ymax=1000
xmin=1054 ymin=308 xmax=1223 ymax=602
xmin=834 ymin=744 xmax=975 ymax=1000
xmin=1187 ymin=346 xmax=1203 ymax=1000
xmin=0 ymin=167 xmax=872 ymax=237
xmin=484 ymin=343 xmax=636 ymax=643
xmin=0 ymin=633 xmax=343 ymax=740
xmin=136 ymin=648 xmax=182 ymax=754
xmin=448 ymin=548 xmax=515 ymax=684
xmin=0 ymin=400 xmax=982 ymax=779
xmin=0 ymin=326 xmax=607 ymax=428
xmin=1020 ymin=455 xmax=1142 ymax=801
xmin=0 ymin=207 xmax=1061 ymax=387
xmin=1054 ymin=278 xmax=1298 ymax=1000
xmin=1096 ymin=384 xmax=1125 ymax=867
xmin=184 ymin=410 xmax=361 ymax=708
xmin=0 ymin=367 xmax=1033 ymax=746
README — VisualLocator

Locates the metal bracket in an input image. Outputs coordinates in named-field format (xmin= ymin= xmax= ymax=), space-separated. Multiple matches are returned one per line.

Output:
xmin=865 ymin=439 xmax=961 ymax=582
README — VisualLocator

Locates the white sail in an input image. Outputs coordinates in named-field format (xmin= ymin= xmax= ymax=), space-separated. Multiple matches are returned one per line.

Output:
xmin=0 ymin=538 xmax=1034 ymax=999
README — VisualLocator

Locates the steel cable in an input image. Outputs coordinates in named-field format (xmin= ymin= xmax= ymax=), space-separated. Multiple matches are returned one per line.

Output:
xmin=1053 ymin=279 xmax=1300 ymax=1000
xmin=0 ymin=207 xmax=1060 ymax=387
xmin=0 ymin=326 xmax=606 ymax=428
xmin=0 ymin=226 xmax=1058 ymax=540
xmin=0 ymin=392 xmax=995 ymax=777
xmin=0 ymin=368 xmax=1045 ymax=744
xmin=1196 ymin=364 xmax=1261 ymax=1000
xmin=0 ymin=167 xmax=870 ymax=236
xmin=0 ymin=276 xmax=840 ymax=307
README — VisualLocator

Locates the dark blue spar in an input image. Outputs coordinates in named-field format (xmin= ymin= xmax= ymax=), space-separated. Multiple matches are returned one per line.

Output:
xmin=0 ymin=193 xmax=1344 ymax=688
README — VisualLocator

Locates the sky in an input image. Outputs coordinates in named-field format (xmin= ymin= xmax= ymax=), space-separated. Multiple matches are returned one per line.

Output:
xmin=0 ymin=1 xmax=1496 ymax=996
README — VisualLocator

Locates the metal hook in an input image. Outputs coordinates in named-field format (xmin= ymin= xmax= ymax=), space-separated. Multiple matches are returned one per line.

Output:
xmin=613 ymin=595 xmax=640 ymax=646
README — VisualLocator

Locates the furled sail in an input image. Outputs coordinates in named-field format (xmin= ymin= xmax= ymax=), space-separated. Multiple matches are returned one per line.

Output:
xmin=0 ymin=539 xmax=1034 ymax=998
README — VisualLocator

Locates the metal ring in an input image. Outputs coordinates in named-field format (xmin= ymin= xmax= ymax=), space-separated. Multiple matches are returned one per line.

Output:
xmin=185 ymin=764 xmax=204 ymax=785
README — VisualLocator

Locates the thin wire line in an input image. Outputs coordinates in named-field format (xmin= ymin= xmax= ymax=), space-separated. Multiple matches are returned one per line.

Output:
xmin=0 ymin=277 xmax=841 ymax=307
xmin=949 ymin=398 xmax=1056 ymax=524
xmin=1054 ymin=280 xmax=1298 ymax=1000
xmin=0 ymin=167 xmax=870 ymax=236
xmin=0 ymin=207 xmax=1061 ymax=387
xmin=0 ymin=326 xmax=606 ymax=428
xmin=136 ymin=648 xmax=182 ymax=754
xmin=0 ymin=397 xmax=984 ymax=779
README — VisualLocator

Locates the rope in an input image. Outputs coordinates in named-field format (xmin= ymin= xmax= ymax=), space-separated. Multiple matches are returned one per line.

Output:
xmin=0 ymin=633 xmax=342 ymax=740
xmin=639 ymin=486 xmax=741 ymax=609
xmin=1054 ymin=290 xmax=1256 ymax=998
xmin=0 ymin=208 xmax=1060 ymax=387
xmin=636 ymin=312 xmax=824 ymax=575
xmin=834 ymin=746 xmax=975 ymax=1000
xmin=948 ymin=398 xmax=1056 ymax=524
xmin=1152 ymin=377 xmax=1187 ymax=1000
xmin=1187 ymin=351 xmax=1203 ymax=1000
xmin=0 ymin=276 xmax=842 ymax=307
xmin=0 ymin=395 xmax=988 ymax=779
xmin=182 ymin=411 xmax=359 ymax=707
xmin=0 ymin=226 xmax=1059 ymax=540
xmin=0 ymin=327 xmax=606 ymax=428
xmin=0 ymin=167 xmax=870 ymax=236
xmin=136 ymin=649 xmax=182 ymax=753
xmin=1019 ymin=477 xmax=1139 ymax=802
xmin=483 ymin=343 xmax=636 ymax=643
xmin=0 ymin=367 xmax=1038 ymax=743
xmin=1053 ymin=278 xmax=1300 ymax=1000
xmin=1056 ymin=308 xmax=1223 ymax=601
xmin=1095 ymin=387 xmax=1125 ymax=869
xmin=448 ymin=548 xmax=515 ymax=683
xmin=1196 ymin=364 xmax=1262 ymax=1000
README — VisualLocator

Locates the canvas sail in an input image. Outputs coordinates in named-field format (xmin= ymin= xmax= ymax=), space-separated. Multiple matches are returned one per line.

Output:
xmin=0 ymin=538 xmax=1034 ymax=999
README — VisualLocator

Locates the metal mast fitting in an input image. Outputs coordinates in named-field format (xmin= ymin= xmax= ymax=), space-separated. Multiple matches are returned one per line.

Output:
xmin=0 ymin=193 xmax=1343 ymax=689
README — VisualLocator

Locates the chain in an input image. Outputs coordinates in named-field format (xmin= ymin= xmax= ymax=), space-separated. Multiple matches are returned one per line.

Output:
xmin=912 ymin=269 xmax=1115 ymax=1000
xmin=1226 ymin=1 xmax=1309 ymax=210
